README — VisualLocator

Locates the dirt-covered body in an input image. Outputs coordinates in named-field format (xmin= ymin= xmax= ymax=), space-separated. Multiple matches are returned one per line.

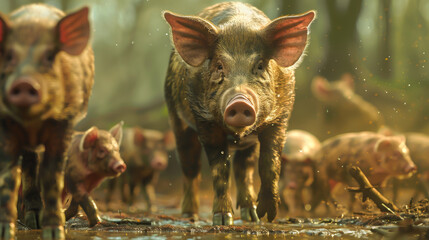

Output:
xmin=164 ymin=2 xmax=314 ymax=224
xmin=64 ymin=123 xmax=125 ymax=227
xmin=312 ymin=132 xmax=416 ymax=211
xmin=279 ymin=130 xmax=321 ymax=212
xmin=0 ymin=4 xmax=93 ymax=239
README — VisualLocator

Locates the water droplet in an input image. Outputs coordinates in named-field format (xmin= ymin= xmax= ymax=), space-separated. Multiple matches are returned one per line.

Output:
xmin=131 ymin=41 xmax=134 ymax=45
xmin=165 ymin=33 xmax=169 ymax=36
xmin=221 ymin=151 xmax=224 ymax=155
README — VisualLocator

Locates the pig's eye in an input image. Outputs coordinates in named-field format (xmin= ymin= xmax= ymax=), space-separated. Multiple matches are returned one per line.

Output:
xmin=4 ymin=50 xmax=16 ymax=64
xmin=257 ymin=62 xmax=263 ymax=70
xmin=97 ymin=148 xmax=108 ymax=158
xmin=216 ymin=61 xmax=224 ymax=72
xmin=43 ymin=50 xmax=56 ymax=65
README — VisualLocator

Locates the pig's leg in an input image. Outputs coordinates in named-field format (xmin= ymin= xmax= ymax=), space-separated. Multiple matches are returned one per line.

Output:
xmin=171 ymin=117 xmax=202 ymax=220
xmin=0 ymin=120 xmax=24 ymax=239
xmin=21 ymin=150 xmax=42 ymax=229
xmin=64 ymin=199 xmax=79 ymax=221
xmin=391 ymin=178 xmax=399 ymax=204
xmin=278 ymin=172 xmax=289 ymax=212
xmin=142 ymin=183 xmax=156 ymax=213
xmin=40 ymin=120 xmax=71 ymax=239
xmin=198 ymin=126 xmax=232 ymax=225
xmin=0 ymin=156 xmax=21 ymax=240
xmin=233 ymin=143 xmax=259 ymax=222
xmin=127 ymin=181 xmax=137 ymax=206
xmin=105 ymin=178 xmax=117 ymax=206
xmin=257 ymin=125 xmax=286 ymax=222
xmin=79 ymin=195 xmax=102 ymax=227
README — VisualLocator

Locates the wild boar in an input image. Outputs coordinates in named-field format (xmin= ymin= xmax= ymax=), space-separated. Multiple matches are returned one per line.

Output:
xmin=0 ymin=4 xmax=93 ymax=239
xmin=63 ymin=122 xmax=125 ymax=227
xmin=106 ymin=127 xmax=175 ymax=213
xmin=311 ymin=74 xmax=384 ymax=140
xmin=163 ymin=2 xmax=315 ymax=225
xmin=311 ymin=132 xmax=416 ymax=211
xmin=279 ymin=130 xmax=321 ymax=213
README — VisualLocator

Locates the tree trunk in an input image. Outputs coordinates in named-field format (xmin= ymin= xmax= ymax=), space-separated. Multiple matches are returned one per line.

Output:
xmin=319 ymin=0 xmax=363 ymax=80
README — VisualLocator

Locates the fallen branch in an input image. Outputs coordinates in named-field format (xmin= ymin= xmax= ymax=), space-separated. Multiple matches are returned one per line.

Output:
xmin=347 ymin=166 xmax=399 ymax=213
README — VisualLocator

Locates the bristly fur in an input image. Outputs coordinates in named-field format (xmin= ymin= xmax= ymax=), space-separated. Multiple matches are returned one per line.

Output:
xmin=164 ymin=1 xmax=314 ymax=223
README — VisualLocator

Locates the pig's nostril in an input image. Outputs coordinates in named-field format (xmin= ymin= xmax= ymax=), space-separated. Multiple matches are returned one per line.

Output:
xmin=12 ymin=88 xmax=20 ymax=95
xmin=244 ymin=110 xmax=251 ymax=117
xmin=229 ymin=109 xmax=236 ymax=117
xmin=29 ymin=88 xmax=38 ymax=96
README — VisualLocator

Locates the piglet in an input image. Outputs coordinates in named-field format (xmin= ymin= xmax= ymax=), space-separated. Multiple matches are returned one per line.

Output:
xmin=312 ymin=131 xmax=416 ymax=211
xmin=106 ymin=127 xmax=175 ymax=213
xmin=280 ymin=130 xmax=321 ymax=212
xmin=63 ymin=122 xmax=125 ymax=227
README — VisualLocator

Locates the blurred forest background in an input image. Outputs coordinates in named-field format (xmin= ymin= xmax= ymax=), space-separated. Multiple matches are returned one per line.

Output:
xmin=1 ymin=0 xmax=428 ymax=198
xmin=0 ymin=0 xmax=427 ymax=135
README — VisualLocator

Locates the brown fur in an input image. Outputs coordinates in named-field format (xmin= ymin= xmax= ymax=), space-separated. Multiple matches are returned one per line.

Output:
xmin=64 ymin=124 xmax=124 ymax=227
xmin=0 ymin=4 xmax=93 ymax=237
xmin=164 ymin=2 xmax=314 ymax=223
xmin=311 ymin=131 xmax=416 ymax=211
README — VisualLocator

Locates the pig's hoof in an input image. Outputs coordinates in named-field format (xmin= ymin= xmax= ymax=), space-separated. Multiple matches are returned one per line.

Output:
xmin=0 ymin=222 xmax=15 ymax=240
xmin=24 ymin=210 xmax=41 ymax=229
xmin=213 ymin=212 xmax=233 ymax=225
xmin=42 ymin=226 xmax=65 ymax=240
xmin=240 ymin=206 xmax=259 ymax=222
xmin=182 ymin=213 xmax=199 ymax=221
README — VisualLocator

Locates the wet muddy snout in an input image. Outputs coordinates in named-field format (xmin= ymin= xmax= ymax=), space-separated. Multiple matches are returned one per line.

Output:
xmin=7 ymin=77 xmax=41 ymax=108
xmin=110 ymin=160 xmax=126 ymax=174
xmin=404 ymin=164 xmax=417 ymax=175
xmin=224 ymin=94 xmax=256 ymax=127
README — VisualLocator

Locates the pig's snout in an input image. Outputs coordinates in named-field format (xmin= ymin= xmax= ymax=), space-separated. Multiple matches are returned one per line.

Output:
xmin=404 ymin=164 xmax=417 ymax=174
xmin=224 ymin=94 xmax=256 ymax=127
xmin=7 ymin=78 xmax=41 ymax=108
xmin=112 ymin=161 xmax=126 ymax=173
xmin=287 ymin=181 xmax=297 ymax=190
xmin=151 ymin=157 xmax=167 ymax=171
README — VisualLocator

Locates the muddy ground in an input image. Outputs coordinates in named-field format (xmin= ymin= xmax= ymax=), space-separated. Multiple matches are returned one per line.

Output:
xmin=15 ymin=192 xmax=429 ymax=240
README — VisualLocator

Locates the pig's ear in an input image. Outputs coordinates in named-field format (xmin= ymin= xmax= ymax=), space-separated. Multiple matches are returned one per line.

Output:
xmin=133 ymin=128 xmax=145 ymax=145
xmin=163 ymin=130 xmax=176 ymax=151
xmin=79 ymin=126 xmax=98 ymax=152
xmin=264 ymin=11 xmax=315 ymax=67
xmin=164 ymin=11 xmax=218 ymax=67
xmin=0 ymin=13 xmax=10 ymax=46
xmin=57 ymin=7 xmax=90 ymax=56
xmin=109 ymin=121 xmax=124 ymax=146
xmin=311 ymin=76 xmax=331 ymax=100
xmin=374 ymin=137 xmax=397 ymax=153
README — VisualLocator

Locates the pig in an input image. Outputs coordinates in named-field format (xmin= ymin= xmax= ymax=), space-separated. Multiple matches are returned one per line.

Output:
xmin=311 ymin=132 xmax=416 ymax=211
xmin=279 ymin=130 xmax=321 ymax=213
xmin=391 ymin=133 xmax=429 ymax=203
xmin=163 ymin=2 xmax=315 ymax=225
xmin=311 ymin=74 xmax=384 ymax=140
xmin=105 ymin=127 xmax=175 ymax=213
xmin=63 ymin=122 xmax=125 ymax=227
xmin=0 ymin=4 xmax=93 ymax=239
